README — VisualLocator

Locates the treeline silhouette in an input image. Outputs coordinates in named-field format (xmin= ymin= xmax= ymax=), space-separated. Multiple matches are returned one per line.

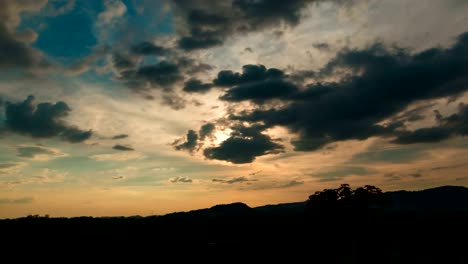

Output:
xmin=1 ymin=184 xmax=467 ymax=263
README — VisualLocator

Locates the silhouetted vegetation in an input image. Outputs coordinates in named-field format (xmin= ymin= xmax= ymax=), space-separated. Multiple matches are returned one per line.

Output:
xmin=306 ymin=184 xmax=387 ymax=213
xmin=1 ymin=185 xmax=467 ymax=263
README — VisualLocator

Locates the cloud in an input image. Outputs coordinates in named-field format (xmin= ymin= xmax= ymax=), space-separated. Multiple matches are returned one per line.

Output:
xmin=199 ymin=123 xmax=215 ymax=140
xmin=97 ymin=0 xmax=127 ymax=26
xmin=112 ymin=144 xmax=135 ymax=151
xmin=229 ymin=32 xmax=468 ymax=151
xmin=0 ymin=1 xmax=50 ymax=71
xmin=312 ymin=42 xmax=330 ymax=51
xmin=172 ymin=0 xmax=324 ymax=51
xmin=183 ymin=78 xmax=213 ymax=93
xmin=0 ymin=162 xmax=25 ymax=174
xmin=30 ymin=168 xmax=67 ymax=184
xmin=211 ymin=64 xmax=299 ymax=104
xmin=44 ymin=0 xmax=76 ymax=16
xmin=16 ymin=145 xmax=66 ymax=160
xmin=169 ymin=176 xmax=192 ymax=183
xmin=4 ymin=95 xmax=92 ymax=143
xmin=112 ymin=134 xmax=128 ymax=139
xmin=308 ymin=166 xmax=374 ymax=181
xmin=392 ymin=103 xmax=468 ymax=144
xmin=0 ymin=197 xmax=33 ymax=204
xmin=91 ymin=152 xmax=144 ymax=161
xmin=212 ymin=176 xmax=257 ymax=184
xmin=384 ymin=172 xmax=423 ymax=181
xmin=279 ymin=180 xmax=304 ymax=188
xmin=173 ymin=130 xmax=199 ymax=152
xmin=251 ymin=179 xmax=305 ymax=190
xmin=119 ymin=61 xmax=183 ymax=90
xmin=174 ymin=123 xmax=216 ymax=153
xmin=130 ymin=41 xmax=167 ymax=56
xmin=213 ymin=64 xmax=284 ymax=86
xmin=203 ymin=124 xmax=284 ymax=163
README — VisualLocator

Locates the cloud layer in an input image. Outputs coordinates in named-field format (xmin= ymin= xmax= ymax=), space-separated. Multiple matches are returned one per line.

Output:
xmin=3 ymin=96 xmax=92 ymax=143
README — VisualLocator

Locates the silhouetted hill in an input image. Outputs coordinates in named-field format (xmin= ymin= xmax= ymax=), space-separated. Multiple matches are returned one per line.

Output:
xmin=248 ymin=185 xmax=468 ymax=214
xmin=386 ymin=185 xmax=468 ymax=211
xmin=1 ymin=185 xmax=467 ymax=263
xmin=164 ymin=202 xmax=253 ymax=219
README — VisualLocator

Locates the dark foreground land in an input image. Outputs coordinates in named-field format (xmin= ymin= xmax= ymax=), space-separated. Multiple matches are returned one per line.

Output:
xmin=2 ymin=186 xmax=468 ymax=263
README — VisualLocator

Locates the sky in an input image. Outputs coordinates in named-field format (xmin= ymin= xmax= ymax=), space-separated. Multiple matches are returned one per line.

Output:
xmin=0 ymin=0 xmax=468 ymax=218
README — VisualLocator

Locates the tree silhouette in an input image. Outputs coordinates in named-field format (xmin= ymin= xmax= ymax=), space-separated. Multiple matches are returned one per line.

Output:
xmin=306 ymin=184 xmax=386 ymax=212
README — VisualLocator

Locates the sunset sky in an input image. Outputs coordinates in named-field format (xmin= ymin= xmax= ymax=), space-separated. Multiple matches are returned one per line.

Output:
xmin=1 ymin=0 xmax=468 ymax=218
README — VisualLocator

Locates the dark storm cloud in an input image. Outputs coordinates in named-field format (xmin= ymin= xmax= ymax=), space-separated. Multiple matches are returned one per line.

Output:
xmin=112 ymin=144 xmax=135 ymax=151
xmin=230 ymin=32 xmax=468 ymax=151
xmin=220 ymin=79 xmax=298 ymax=103
xmin=183 ymin=78 xmax=213 ymax=93
xmin=212 ymin=176 xmax=257 ymax=184
xmin=212 ymin=64 xmax=298 ymax=103
xmin=213 ymin=64 xmax=284 ymax=86
xmin=130 ymin=41 xmax=167 ymax=55
xmin=393 ymin=103 xmax=468 ymax=144
xmin=173 ymin=130 xmax=199 ymax=152
xmin=4 ymin=96 xmax=92 ymax=143
xmin=119 ymin=61 xmax=183 ymax=90
xmin=174 ymin=123 xmax=216 ymax=153
xmin=112 ymin=134 xmax=129 ymax=140
xmin=172 ymin=0 xmax=320 ymax=51
xmin=114 ymin=52 xmax=213 ymax=109
xmin=203 ymin=124 xmax=284 ymax=164
xmin=199 ymin=123 xmax=215 ymax=140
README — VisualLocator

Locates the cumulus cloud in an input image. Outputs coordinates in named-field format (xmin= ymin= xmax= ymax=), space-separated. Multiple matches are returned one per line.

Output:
xmin=183 ymin=78 xmax=213 ymax=93
xmin=174 ymin=31 xmax=468 ymax=163
xmin=130 ymin=41 xmax=167 ymax=56
xmin=212 ymin=64 xmax=298 ymax=104
xmin=172 ymin=0 xmax=332 ymax=51
xmin=3 ymin=96 xmax=92 ymax=143
xmin=231 ymin=32 xmax=468 ymax=151
xmin=199 ymin=123 xmax=216 ymax=140
xmin=174 ymin=123 xmax=216 ymax=153
xmin=203 ymin=124 xmax=284 ymax=163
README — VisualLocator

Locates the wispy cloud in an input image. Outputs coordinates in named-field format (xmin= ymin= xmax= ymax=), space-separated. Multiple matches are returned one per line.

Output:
xmin=212 ymin=176 xmax=257 ymax=184
xmin=0 ymin=197 xmax=34 ymax=204
xmin=169 ymin=176 xmax=192 ymax=183
xmin=91 ymin=152 xmax=144 ymax=161
xmin=16 ymin=145 xmax=67 ymax=161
